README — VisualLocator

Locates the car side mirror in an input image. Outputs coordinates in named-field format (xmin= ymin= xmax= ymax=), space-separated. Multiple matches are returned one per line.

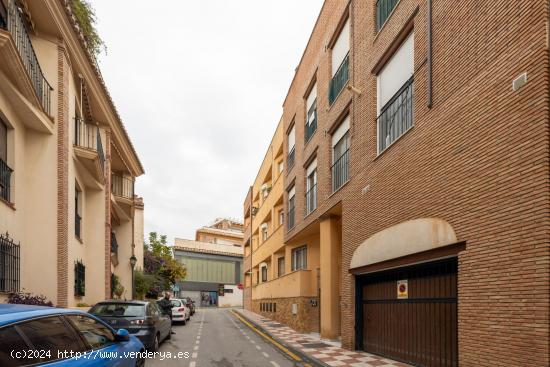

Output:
xmin=115 ymin=328 xmax=130 ymax=342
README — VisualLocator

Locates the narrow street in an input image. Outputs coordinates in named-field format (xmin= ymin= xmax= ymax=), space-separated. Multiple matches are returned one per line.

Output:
xmin=150 ymin=308 xmax=296 ymax=367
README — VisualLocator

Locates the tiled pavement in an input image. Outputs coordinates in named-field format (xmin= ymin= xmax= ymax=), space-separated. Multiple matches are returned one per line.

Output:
xmin=235 ymin=309 xmax=411 ymax=367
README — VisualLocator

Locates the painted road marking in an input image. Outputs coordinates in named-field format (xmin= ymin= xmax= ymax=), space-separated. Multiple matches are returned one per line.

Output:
xmin=189 ymin=362 xmax=196 ymax=367
xmin=255 ymin=345 xmax=261 ymax=350
xmin=270 ymin=361 xmax=280 ymax=367
xmin=230 ymin=310 xmax=311 ymax=367
xmin=194 ymin=346 xmax=199 ymax=350
xmin=262 ymin=352 xmax=270 ymax=358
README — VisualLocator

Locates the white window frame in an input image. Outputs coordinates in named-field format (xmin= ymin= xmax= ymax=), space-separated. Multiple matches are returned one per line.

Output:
xmin=288 ymin=125 xmax=296 ymax=152
xmin=277 ymin=257 xmax=285 ymax=277
xmin=291 ymin=246 xmax=307 ymax=271
xmin=305 ymin=159 xmax=317 ymax=214
xmin=331 ymin=18 xmax=350 ymax=77
xmin=332 ymin=116 xmax=350 ymax=163
xmin=376 ymin=32 xmax=415 ymax=154
xmin=305 ymin=84 xmax=317 ymax=142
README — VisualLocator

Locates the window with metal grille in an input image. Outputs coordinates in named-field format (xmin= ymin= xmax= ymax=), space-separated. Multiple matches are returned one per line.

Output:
xmin=291 ymin=246 xmax=307 ymax=271
xmin=378 ymin=77 xmax=413 ymax=152
xmin=0 ymin=233 xmax=20 ymax=293
xmin=329 ymin=18 xmax=350 ymax=105
xmin=332 ymin=117 xmax=350 ymax=192
xmin=305 ymin=160 xmax=317 ymax=215
xmin=0 ymin=119 xmax=12 ymax=203
xmin=376 ymin=0 xmax=400 ymax=31
xmin=377 ymin=32 xmax=414 ymax=153
xmin=287 ymin=187 xmax=295 ymax=230
xmin=305 ymin=84 xmax=317 ymax=142
xmin=74 ymin=260 xmax=85 ymax=297
xmin=287 ymin=124 xmax=296 ymax=170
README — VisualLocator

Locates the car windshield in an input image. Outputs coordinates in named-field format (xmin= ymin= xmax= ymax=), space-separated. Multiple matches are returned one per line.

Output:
xmin=89 ymin=303 xmax=145 ymax=317
xmin=171 ymin=300 xmax=182 ymax=307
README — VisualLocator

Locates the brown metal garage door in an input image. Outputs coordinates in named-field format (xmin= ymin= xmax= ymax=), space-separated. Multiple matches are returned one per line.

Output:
xmin=361 ymin=258 xmax=457 ymax=367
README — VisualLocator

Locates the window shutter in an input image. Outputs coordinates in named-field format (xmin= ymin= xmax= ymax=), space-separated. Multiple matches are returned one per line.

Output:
xmin=288 ymin=125 xmax=296 ymax=150
xmin=377 ymin=33 xmax=414 ymax=112
xmin=331 ymin=18 xmax=350 ymax=76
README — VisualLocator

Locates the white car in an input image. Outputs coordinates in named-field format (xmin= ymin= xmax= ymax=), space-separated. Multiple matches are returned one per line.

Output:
xmin=170 ymin=298 xmax=191 ymax=324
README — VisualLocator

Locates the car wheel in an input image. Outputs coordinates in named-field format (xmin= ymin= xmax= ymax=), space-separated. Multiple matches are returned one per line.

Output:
xmin=152 ymin=334 xmax=159 ymax=352
xmin=182 ymin=318 xmax=186 ymax=326
xmin=135 ymin=351 xmax=146 ymax=367
xmin=166 ymin=327 xmax=172 ymax=340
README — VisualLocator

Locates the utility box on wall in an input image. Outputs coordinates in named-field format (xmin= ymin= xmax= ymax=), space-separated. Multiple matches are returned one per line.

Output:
xmin=291 ymin=303 xmax=298 ymax=315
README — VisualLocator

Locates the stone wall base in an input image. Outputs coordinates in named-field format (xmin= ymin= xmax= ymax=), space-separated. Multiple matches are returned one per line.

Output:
xmin=252 ymin=297 xmax=320 ymax=333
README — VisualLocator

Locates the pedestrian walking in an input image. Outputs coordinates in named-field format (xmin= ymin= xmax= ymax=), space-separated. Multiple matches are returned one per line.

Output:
xmin=158 ymin=292 xmax=176 ymax=334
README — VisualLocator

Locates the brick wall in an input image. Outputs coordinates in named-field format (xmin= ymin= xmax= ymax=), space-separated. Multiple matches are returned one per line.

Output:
xmin=281 ymin=0 xmax=549 ymax=365
xmin=104 ymin=130 xmax=112 ymax=300
xmin=56 ymin=41 xmax=69 ymax=308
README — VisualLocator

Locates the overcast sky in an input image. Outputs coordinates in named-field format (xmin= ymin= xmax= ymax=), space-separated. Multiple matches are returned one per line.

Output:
xmin=93 ymin=1 xmax=324 ymax=242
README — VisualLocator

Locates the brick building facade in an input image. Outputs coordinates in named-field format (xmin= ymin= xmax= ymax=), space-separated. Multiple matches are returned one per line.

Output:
xmin=246 ymin=0 xmax=549 ymax=366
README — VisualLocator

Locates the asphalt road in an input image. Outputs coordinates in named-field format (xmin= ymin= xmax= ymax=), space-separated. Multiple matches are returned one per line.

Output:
xmin=148 ymin=308 xmax=296 ymax=367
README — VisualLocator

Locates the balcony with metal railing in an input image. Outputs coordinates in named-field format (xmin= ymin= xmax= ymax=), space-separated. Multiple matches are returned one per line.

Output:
xmin=0 ymin=0 xmax=52 ymax=115
xmin=0 ymin=158 xmax=13 ymax=203
xmin=74 ymin=118 xmax=105 ymax=185
xmin=332 ymin=149 xmax=349 ymax=193
xmin=329 ymin=53 xmax=349 ymax=105
xmin=112 ymin=174 xmax=133 ymax=199
xmin=377 ymin=77 xmax=413 ymax=153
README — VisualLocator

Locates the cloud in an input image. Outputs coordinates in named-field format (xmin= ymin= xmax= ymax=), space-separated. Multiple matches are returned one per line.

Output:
xmin=93 ymin=0 xmax=324 ymax=241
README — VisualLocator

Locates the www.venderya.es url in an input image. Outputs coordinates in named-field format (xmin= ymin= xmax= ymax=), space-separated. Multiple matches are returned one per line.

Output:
xmin=10 ymin=350 xmax=191 ymax=361
xmin=71 ymin=350 xmax=191 ymax=360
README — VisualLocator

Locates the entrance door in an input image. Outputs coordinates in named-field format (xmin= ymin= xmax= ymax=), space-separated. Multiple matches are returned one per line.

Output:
xmin=360 ymin=258 xmax=457 ymax=367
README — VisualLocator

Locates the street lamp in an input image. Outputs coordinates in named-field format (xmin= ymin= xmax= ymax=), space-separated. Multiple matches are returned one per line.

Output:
xmin=130 ymin=254 xmax=137 ymax=299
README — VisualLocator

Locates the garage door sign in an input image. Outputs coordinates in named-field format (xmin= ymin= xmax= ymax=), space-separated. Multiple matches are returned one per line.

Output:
xmin=397 ymin=280 xmax=408 ymax=299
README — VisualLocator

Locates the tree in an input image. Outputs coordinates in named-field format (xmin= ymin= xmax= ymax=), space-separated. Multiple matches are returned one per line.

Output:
xmin=147 ymin=232 xmax=172 ymax=259
xmin=141 ymin=232 xmax=186 ymax=296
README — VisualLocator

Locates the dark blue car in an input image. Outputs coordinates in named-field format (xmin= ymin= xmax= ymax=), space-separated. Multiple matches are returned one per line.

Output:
xmin=0 ymin=304 xmax=145 ymax=366
xmin=89 ymin=300 xmax=171 ymax=352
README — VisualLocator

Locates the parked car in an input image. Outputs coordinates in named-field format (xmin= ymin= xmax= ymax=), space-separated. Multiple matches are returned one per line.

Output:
xmin=181 ymin=298 xmax=195 ymax=316
xmin=89 ymin=300 xmax=171 ymax=352
xmin=0 ymin=304 xmax=145 ymax=367
xmin=169 ymin=299 xmax=190 ymax=324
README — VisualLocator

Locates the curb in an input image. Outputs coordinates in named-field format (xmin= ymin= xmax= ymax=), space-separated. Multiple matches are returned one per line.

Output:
xmin=232 ymin=310 xmax=329 ymax=367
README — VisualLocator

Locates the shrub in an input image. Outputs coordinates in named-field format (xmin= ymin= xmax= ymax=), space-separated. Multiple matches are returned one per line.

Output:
xmin=7 ymin=292 xmax=54 ymax=307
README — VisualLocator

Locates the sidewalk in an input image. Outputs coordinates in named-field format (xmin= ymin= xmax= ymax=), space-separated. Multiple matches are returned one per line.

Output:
xmin=235 ymin=309 xmax=411 ymax=367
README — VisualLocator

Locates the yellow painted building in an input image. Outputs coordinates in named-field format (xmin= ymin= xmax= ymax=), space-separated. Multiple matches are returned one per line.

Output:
xmin=243 ymin=118 xmax=322 ymax=333
xmin=0 ymin=0 xmax=144 ymax=307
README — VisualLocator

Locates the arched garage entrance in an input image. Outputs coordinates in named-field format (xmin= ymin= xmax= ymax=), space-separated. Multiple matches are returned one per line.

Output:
xmin=350 ymin=218 xmax=463 ymax=367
